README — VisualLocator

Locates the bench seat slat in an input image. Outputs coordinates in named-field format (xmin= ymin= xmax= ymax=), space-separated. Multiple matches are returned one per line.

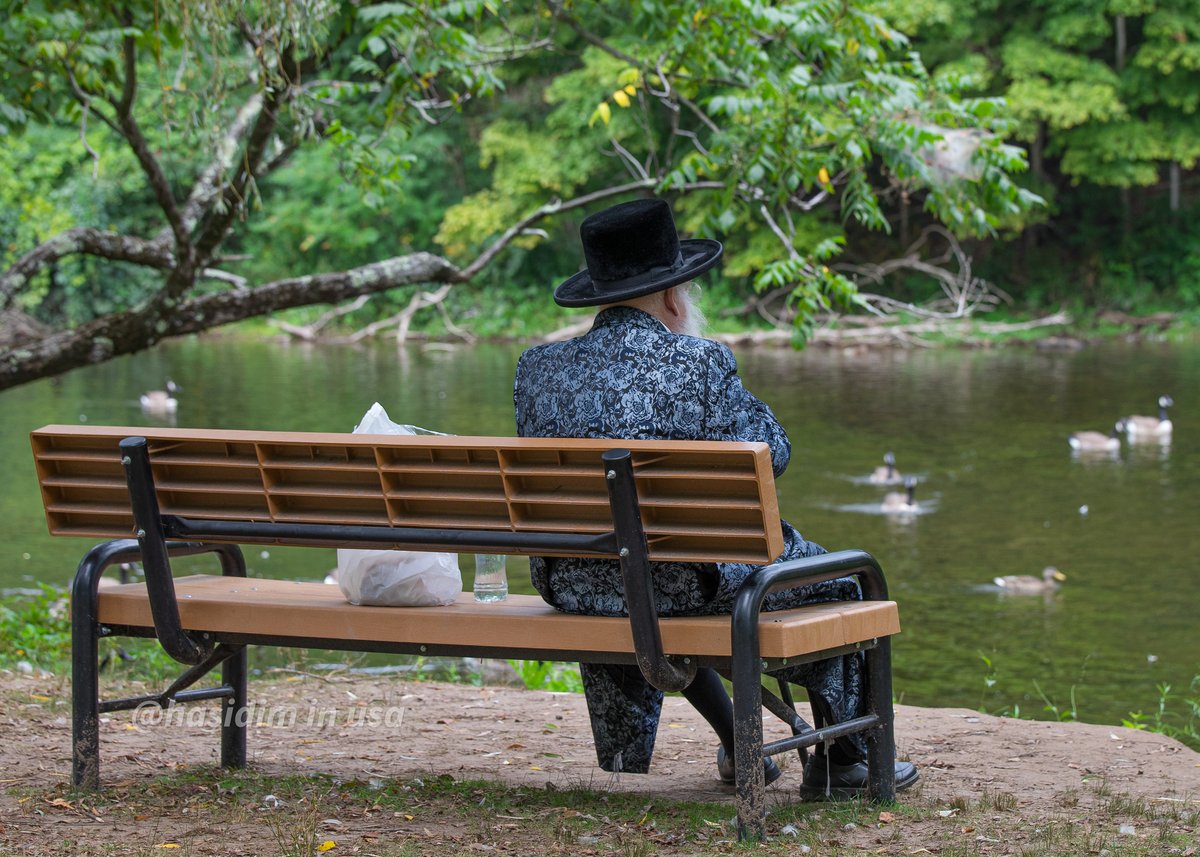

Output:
xmin=95 ymin=575 xmax=899 ymax=659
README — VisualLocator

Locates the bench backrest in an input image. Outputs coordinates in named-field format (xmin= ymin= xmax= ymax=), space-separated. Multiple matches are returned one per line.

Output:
xmin=31 ymin=425 xmax=785 ymax=564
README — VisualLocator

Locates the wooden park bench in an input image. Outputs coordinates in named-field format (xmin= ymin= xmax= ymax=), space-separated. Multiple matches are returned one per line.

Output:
xmin=30 ymin=424 xmax=903 ymax=840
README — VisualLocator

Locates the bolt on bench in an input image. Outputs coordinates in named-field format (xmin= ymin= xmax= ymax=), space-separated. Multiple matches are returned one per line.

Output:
xmin=31 ymin=424 xmax=902 ymax=840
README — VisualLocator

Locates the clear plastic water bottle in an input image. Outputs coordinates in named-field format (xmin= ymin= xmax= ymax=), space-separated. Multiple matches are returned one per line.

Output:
xmin=473 ymin=553 xmax=508 ymax=602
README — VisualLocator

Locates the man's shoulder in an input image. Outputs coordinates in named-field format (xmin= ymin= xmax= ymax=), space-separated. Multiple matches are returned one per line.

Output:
xmin=517 ymin=338 xmax=575 ymax=368
xmin=673 ymin=333 xmax=736 ymax=366
xmin=516 ymin=324 xmax=733 ymax=367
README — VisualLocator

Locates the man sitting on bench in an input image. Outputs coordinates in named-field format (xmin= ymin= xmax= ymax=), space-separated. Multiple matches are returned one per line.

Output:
xmin=513 ymin=197 xmax=918 ymax=798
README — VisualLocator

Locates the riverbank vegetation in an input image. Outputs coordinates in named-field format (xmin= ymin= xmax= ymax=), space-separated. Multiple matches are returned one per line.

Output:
xmin=3 ymin=583 xmax=1197 ymax=751
xmin=9 ymin=2 xmax=1198 ymax=388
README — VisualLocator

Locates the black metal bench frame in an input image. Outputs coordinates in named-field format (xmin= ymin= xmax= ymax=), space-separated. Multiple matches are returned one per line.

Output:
xmin=68 ymin=436 xmax=898 ymax=840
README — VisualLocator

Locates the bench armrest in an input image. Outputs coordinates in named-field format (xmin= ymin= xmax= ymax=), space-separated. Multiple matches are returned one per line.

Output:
xmin=72 ymin=537 xmax=247 ymax=665
xmin=730 ymin=548 xmax=889 ymax=671
xmin=742 ymin=548 xmax=889 ymax=606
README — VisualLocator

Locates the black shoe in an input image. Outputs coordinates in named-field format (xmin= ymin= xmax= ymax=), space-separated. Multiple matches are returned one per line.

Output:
xmin=799 ymin=755 xmax=919 ymax=801
xmin=716 ymin=745 xmax=782 ymax=786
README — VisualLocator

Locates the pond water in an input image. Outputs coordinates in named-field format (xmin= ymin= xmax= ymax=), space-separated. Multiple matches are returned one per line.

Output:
xmin=1 ymin=333 xmax=1197 ymax=730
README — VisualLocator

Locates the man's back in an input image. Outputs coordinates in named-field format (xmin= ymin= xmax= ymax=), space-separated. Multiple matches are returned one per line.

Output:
xmin=515 ymin=306 xmax=790 ymax=476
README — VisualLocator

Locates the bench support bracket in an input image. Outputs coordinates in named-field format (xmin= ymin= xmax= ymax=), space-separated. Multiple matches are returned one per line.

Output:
xmin=731 ymin=549 xmax=898 ymax=841
xmin=603 ymin=449 xmax=697 ymax=693
xmin=71 ymin=538 xmax=249 ymax=790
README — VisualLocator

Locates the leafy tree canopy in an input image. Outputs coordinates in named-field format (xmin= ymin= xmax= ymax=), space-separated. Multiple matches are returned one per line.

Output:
xmin=0 ymin=0 xmax=1037 ymax=390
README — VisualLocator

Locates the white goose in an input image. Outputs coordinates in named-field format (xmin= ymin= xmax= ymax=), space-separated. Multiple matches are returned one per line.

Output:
xmin=1068 ymin=421 xmax=1124 ymax=453
xmin=140 ymin=380 xmax=181 ymax=414
xmin=869 ymin=451 xmax=902 ymax=485
xmin=881 ymin=476 xmax=918 ymax=514
xmin=1123 ymin=395 xmax=1173 ymax=440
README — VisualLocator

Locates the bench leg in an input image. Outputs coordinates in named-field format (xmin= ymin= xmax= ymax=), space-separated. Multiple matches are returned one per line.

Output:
xmin=731 ymin=648 xmax=767 ymax=841
xmin=71 ymin=540 xmax=141 ymax=790
xmin=221 ymin=646 xmax=248 ymax=769
xmin=865 ymin=638 xmax=897 ymax=801
xmin=71 ymin=599 xmax=102 ymax=790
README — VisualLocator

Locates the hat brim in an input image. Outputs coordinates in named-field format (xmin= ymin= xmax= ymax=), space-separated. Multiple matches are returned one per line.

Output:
xmin=553 ymin=239 xmax=723 ymax=308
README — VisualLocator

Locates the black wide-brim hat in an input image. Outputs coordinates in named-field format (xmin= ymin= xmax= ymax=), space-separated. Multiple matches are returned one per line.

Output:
xmin=554 ymin=198 xmax=723 ymax=307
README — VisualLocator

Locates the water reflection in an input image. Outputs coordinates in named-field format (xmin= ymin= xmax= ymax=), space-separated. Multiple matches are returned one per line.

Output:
xmin=1 ymin=335 xmax=1197 ymax=732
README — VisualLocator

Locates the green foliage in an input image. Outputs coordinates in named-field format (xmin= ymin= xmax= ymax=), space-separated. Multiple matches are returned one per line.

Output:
xmin=868 ymin=0 xmax=1200 ymax=312
xmin=507 ymin=659 xmax=584 ymax=693
xmin=435 ymin=0 xmax=1038 ymax=341
xmin=0 ymin=123 xmax=163 ymax=325
xmin=3 ymin=0 xmax=1041 ymax=354
xmin=1122 ymin=677 xmax=1200 ymax=748
xmin=0 ymin=584 xmax=178 ymax=680
xmin=0 ymin=584 xmax=72 ymax=672
xmin=971 ymin=651 xmax=1199 ymax=750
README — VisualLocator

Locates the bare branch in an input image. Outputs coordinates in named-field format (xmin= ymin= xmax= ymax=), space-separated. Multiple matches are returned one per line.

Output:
xmin=836 ymin=227 xmax=1004 ymax=321
xmin=394 ymin=284 xmax=457 ymax=345
xmin=460 ymin=181 xmax=648 ymax=279
xmin=460 ymin=180 xmax=725 ymax=280
xmin=79 ymin=104 xmax=100 ymax=179
xmin=607 ymin=138 xmax=651 ymax=182
xmin=107 ymin=32 xmax=191 ymax=256
xmin=268 ymin=295 xmax=371 ymax=340
xmin=61 ymin=63 xmax=121 ymax=135
xmin=759 ymin=204 xmax=802 ymax=262
xmin=200 ymin=268 xmax=248 ymax=288
xmin=538 ymin=316 xmax=595 ymax=343
xmin=176 ymin=92 xmax=266 ymax=235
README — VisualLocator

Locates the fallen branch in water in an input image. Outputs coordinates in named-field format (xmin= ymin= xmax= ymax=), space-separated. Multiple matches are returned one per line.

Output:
xmin=712 ymin=311 xmax=1072 ymax=348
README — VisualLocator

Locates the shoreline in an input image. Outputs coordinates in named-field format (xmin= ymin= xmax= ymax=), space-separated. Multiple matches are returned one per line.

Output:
xmin=210 ymin=306 xmax=1200 ymax=351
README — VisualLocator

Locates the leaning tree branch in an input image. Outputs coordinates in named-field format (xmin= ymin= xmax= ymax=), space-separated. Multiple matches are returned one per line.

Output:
xmin=2 ymin=173 xmax=732 ymax=389
xmin=0 ymin=252 xmax=467 ymax=391
xmin=165 ymin=253 xmax=467 ymax=335
xmin=0 ymin=229 xmax=175 ymax=310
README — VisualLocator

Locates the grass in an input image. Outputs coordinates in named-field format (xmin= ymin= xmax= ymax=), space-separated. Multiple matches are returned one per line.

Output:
xmin=5 ymin=765 xmax=1196 ymax=856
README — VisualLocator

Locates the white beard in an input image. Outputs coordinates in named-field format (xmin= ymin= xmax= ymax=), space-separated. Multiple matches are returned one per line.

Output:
xmin=673 ymin=287 xmax=708 ymax=338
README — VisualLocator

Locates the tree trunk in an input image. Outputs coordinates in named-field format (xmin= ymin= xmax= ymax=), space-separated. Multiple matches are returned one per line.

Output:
xmin=1115 ymin=15 xmax=1126 ymax=72
xmin=1031 ymin=122 xmax=1045 ymax=182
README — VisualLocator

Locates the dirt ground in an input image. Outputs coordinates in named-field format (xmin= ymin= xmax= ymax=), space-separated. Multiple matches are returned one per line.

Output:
xmin=1 ymin=669 xmax=1198 ymax=855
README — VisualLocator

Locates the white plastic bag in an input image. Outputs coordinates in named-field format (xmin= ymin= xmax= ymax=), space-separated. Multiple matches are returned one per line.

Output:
xmin=353 ymin=401 xmax=449 ymax=437
xmin=335 ymin=402 xmax=462 ymax=607
xmin=336 ymin=548 xmax=462 ymax=607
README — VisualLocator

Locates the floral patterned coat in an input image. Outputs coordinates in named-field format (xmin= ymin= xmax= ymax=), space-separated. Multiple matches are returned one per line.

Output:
xmin=513 ymin=306 xmax=863 ymax=773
